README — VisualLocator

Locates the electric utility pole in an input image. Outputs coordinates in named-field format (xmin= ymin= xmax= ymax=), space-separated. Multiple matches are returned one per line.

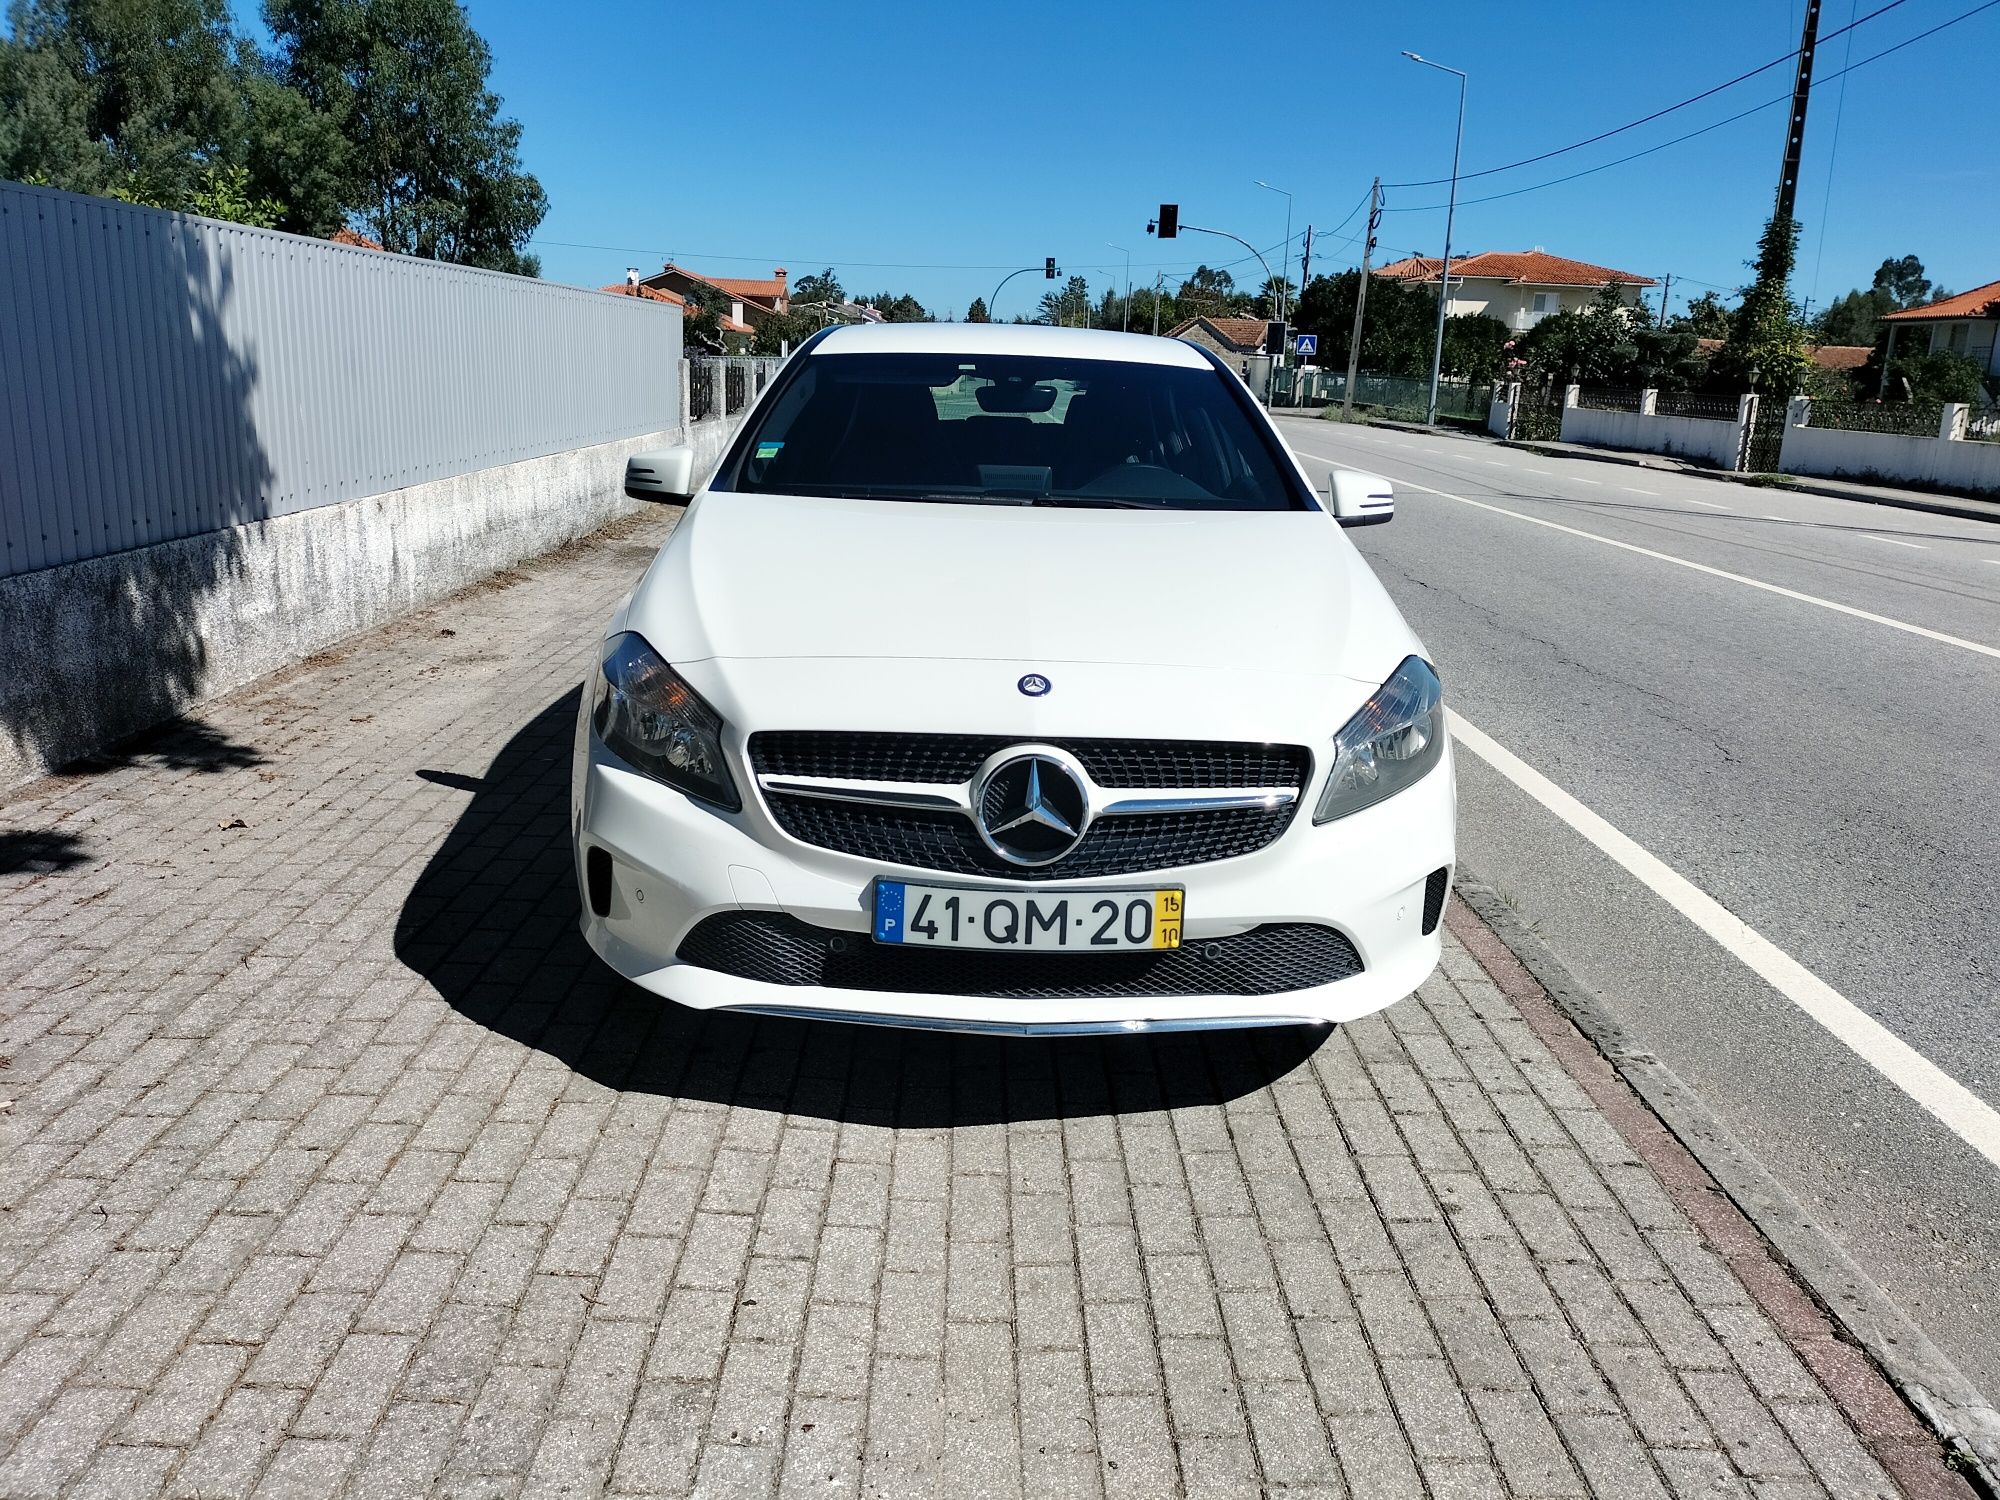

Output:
xmin=1658 ymin=273 xmax=1672 ymax=330
xmin=1300 ymin=225 xmax=1313 ymax=295
xmin=1774 ymin=0 xmax=1821 ymax=222
xmin=1342 ymin=179 xmax=1381 ymax=419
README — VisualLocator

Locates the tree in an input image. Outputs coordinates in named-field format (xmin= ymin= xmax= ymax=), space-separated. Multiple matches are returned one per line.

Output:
xmin=1708 ymin=215 xmax=1811 ymax=395
xmin=1175 ymin=265 xmax=1246 ymax=317
xmin=1126 ymin=284 xmax=1177 ymax=336
xmin=858 ymin=291 xmax=928 ymax=322
xmin=266 ymin=0 xmax=547 ymax=274
xmin=1516 ymin=283 xmax=1660 ymax=387
xmin=1254 ymin=276 xmax=1297 ymax=320
xmin=1812 ymin=255 xmax=1949 ymax=347
xmin=1439 ymin=313 xmax=1510 ymax=381
xmin=678 ymin=283 xmax=726 ymax=355
xmin=0 ymin=0 xmax=282 ymax=211
xmin=1290 ymin=270 xmax=1444 ymax=380
xmin=964 ymin=296 xmax=989 ymax=324
xmin=1859 ymin=347 xmax=1987 ymax=405
xmin=1037 ymin=274 xmax=1091 ymax=326
xmin=792 ymin=267 xmax=842 ymax=309
xmin=1676 ymin=290 xmax=1731 ymax=340
xmin=1871 ymin=255 xmax=1937 ymax=310
xmin=1813 ymin=288 xmax=1880 ymax=347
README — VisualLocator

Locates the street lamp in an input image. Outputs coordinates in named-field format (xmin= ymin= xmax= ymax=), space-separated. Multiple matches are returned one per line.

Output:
xmin=1253 ymin=180 xmax=1292 ymax=326
xmin=1402 ymin=51 xmax=1465 ymax=426
xmin=1107 ymin=242 xmax=1131 ymax=331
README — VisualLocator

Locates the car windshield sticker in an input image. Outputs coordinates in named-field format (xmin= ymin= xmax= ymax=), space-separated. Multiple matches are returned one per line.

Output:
xmin=754 ymin=441 xmax=783 ymax=460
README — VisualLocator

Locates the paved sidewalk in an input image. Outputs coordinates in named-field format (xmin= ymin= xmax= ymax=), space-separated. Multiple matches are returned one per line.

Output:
xmin=0 ymin=513 xmax=1959 ymax=1498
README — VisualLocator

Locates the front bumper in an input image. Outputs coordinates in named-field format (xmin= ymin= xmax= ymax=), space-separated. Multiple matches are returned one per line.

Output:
xmin=571 ymin=715 xmax=1455 ymax=1034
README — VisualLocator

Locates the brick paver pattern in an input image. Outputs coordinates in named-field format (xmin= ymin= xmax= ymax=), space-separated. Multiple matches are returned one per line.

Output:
xmin=0 ymin=513 xmax=1901 ymax=1498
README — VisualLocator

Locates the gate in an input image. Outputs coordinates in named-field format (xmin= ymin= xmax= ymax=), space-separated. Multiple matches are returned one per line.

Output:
xmin=1511 ymin=383 xmax=1565 ymax=442
xmin=1744 ymin=397 xmax=1787 ymax=474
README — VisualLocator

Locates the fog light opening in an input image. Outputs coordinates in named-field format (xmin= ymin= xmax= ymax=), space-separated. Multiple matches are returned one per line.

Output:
xmin=585 ymin=847 xmax=613 ymax=918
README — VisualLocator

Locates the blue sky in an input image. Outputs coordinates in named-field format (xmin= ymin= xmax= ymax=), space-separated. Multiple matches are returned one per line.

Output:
xmin=348 ymin=1 xmax=2000 ymax=318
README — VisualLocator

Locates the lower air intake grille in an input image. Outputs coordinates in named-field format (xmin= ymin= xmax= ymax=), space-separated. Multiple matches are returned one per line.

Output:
xmin=676 ymin=913 xmax=1364 ymax=1000
xmin=1422 ymin=867 xmax=1450 ymax=935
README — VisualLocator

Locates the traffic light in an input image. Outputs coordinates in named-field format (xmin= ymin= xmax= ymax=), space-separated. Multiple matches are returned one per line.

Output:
xmin=1157 ymin=204 xmax=1178 ymax=239
xmin=1045 ymin=257 xmax=1057 ymax=279
xmin=1263 ymin=321 xmax=1289 ymax=356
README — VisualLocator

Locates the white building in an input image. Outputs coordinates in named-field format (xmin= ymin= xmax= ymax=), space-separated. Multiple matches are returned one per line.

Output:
xmin=1372 ymin=250 xmax=1655 ymax=332
xmin=1878 ymin=278 xmax=2000 ymax=379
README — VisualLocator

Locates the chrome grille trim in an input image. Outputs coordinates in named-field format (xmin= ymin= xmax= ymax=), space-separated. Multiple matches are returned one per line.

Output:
xmin=748 ymin=732 xmax=1312 ymax=879
xmin=752 ymin=772 xmax=1297 ymax=820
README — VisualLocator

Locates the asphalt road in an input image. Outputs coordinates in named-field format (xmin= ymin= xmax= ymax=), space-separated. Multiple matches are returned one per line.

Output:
xmin=1275 ymin=414 xmax=2000 ymax=1401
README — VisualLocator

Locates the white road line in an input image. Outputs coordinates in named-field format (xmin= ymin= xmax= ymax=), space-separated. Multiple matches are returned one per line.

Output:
xmin=1681 ymin=497 xmax=1731 ymax=511
xmin=1483 ymin=459 xmax=1508 ymax=467
xmin=1398 ymin=479 xmax=2000 ymax=660
xmin=1522 ymin=468 xmax=1553 ymax=476
xmin=1449 ymin=712 xmax=2000 ymax=1173
xmin=1621 ymin=486 xmax=1659 ymax=496
xmin=1572 ymin=477 xmax=1604 ymax=486
xmin=1865 ymin=535 xmax=1928 ymax=550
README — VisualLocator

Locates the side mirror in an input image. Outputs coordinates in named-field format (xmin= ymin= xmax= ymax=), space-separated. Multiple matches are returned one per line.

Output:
xmin=1324 ymin=468 xmax=1394 ymax=528
xmin=624 ymin=446 xmax=697 ymax=503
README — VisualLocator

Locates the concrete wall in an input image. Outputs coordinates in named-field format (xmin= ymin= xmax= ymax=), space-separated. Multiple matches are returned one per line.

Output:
xmin=0 ymin=412 xmax=749 ymax=791
xmin=1561 ymin=404 xmax=1746 ymax=470
xmin=1780 ymin=421 xmax=2000 ymax=498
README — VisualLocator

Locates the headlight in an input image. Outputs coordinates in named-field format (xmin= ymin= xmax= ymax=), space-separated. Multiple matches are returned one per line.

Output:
xmin=1314 ymin=656 xmax=1444 ymax=824
xmin=591 ymin=633 xmax=740 ymax=810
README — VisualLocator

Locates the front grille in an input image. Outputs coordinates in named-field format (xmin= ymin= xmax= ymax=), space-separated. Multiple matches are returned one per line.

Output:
xmin=677 ymin=912 xmax=1363 ymax=999
xmin=751 ymin=732 xmax=1309 ymax=790
xmin=749 ymin=732 xmax=1310 ymax=879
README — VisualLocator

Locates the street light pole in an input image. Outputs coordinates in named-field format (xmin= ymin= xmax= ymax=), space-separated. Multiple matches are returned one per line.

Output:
xmin=1402 ymin=52 xmax=1465 ymax=426
xmin=1254 ymin=181 xmax=1293 ymax=326
xmin=1108 ymin=243 xmax=1131 ymax=331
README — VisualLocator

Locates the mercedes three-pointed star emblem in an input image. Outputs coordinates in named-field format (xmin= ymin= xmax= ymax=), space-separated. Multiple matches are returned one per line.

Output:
xmin=972 ymin=747 xmax=1092 ymax=867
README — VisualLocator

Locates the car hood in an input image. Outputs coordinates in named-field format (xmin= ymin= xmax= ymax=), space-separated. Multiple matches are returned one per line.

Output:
xmin=624 ymin=490 xmax=1416 ymax=686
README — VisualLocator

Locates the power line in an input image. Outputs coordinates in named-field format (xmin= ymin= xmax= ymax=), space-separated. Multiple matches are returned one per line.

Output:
xmin=1380 ymin=0 xmax=2000 ymax=214
xmin=526 ymin=237 xmax=1324 ymax=280
xmin=1379 ymin=0 xmax=1910 ymax=189
xmin=1808 ymin=0 xmax=1860 ymax=311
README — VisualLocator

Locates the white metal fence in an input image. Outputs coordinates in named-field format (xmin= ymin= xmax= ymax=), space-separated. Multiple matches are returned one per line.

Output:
xmin=0 ymin=180 xmax=681 ymax=580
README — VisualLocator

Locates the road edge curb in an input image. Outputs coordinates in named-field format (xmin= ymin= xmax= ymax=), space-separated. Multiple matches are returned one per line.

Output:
xmin=1503 ymin=439 xmax=2000 ymax=525
xmin=1447 ymin=873 xmax=2000 ymax=1497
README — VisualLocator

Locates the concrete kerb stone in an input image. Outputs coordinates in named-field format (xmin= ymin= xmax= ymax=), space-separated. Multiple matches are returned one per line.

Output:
xmin=1447 ymin=872 xmax=2000 ymax=1497
xmin=1501 ymin=439 xmax=2000 ymax=526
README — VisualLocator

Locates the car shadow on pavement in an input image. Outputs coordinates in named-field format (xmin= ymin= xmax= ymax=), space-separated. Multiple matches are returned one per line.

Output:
xmin=395 ymin=691 xmax=1325 ymax=1128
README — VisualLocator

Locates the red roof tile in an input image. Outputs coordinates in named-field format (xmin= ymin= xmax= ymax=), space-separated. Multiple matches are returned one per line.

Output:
xmin=1810 ymin=344 xmax=1872 ymax=371
xmin=330 ymin=227 xmax=385 ymax=251
xmin=1880 ymin=278 xmax=2000 ymax=321
xmin=703 ymin=271 xmax=788 ymax=303
xmin=1167 ymin=315 xmax=1268 ymax=351
xmin=600 ymin=282 xmax=753 ymax=334
xmin=1374 ymin=250 xmax=1655 ymax=288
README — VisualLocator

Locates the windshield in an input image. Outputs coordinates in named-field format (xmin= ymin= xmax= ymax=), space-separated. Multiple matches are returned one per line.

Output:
xmin=721 ymin=351 xmax=1315 ymax=511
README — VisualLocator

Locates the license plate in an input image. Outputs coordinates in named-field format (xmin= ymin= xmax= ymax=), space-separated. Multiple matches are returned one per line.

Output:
xmin=872 ymin=880 xmax=1183 ymax=952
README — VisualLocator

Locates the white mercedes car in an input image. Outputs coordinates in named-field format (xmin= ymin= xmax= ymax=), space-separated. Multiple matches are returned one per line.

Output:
xmin=571 ymin=323 xmax=1453 ymax=1034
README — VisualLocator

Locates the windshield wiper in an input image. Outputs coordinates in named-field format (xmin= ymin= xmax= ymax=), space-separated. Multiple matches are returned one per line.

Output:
xmin=1028 ymin=496 xmax=1167 ymax=510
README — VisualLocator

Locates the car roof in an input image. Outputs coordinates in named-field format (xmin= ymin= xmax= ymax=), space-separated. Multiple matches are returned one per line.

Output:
xmin=810 ymin=321 xmax=1213 ymax=368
